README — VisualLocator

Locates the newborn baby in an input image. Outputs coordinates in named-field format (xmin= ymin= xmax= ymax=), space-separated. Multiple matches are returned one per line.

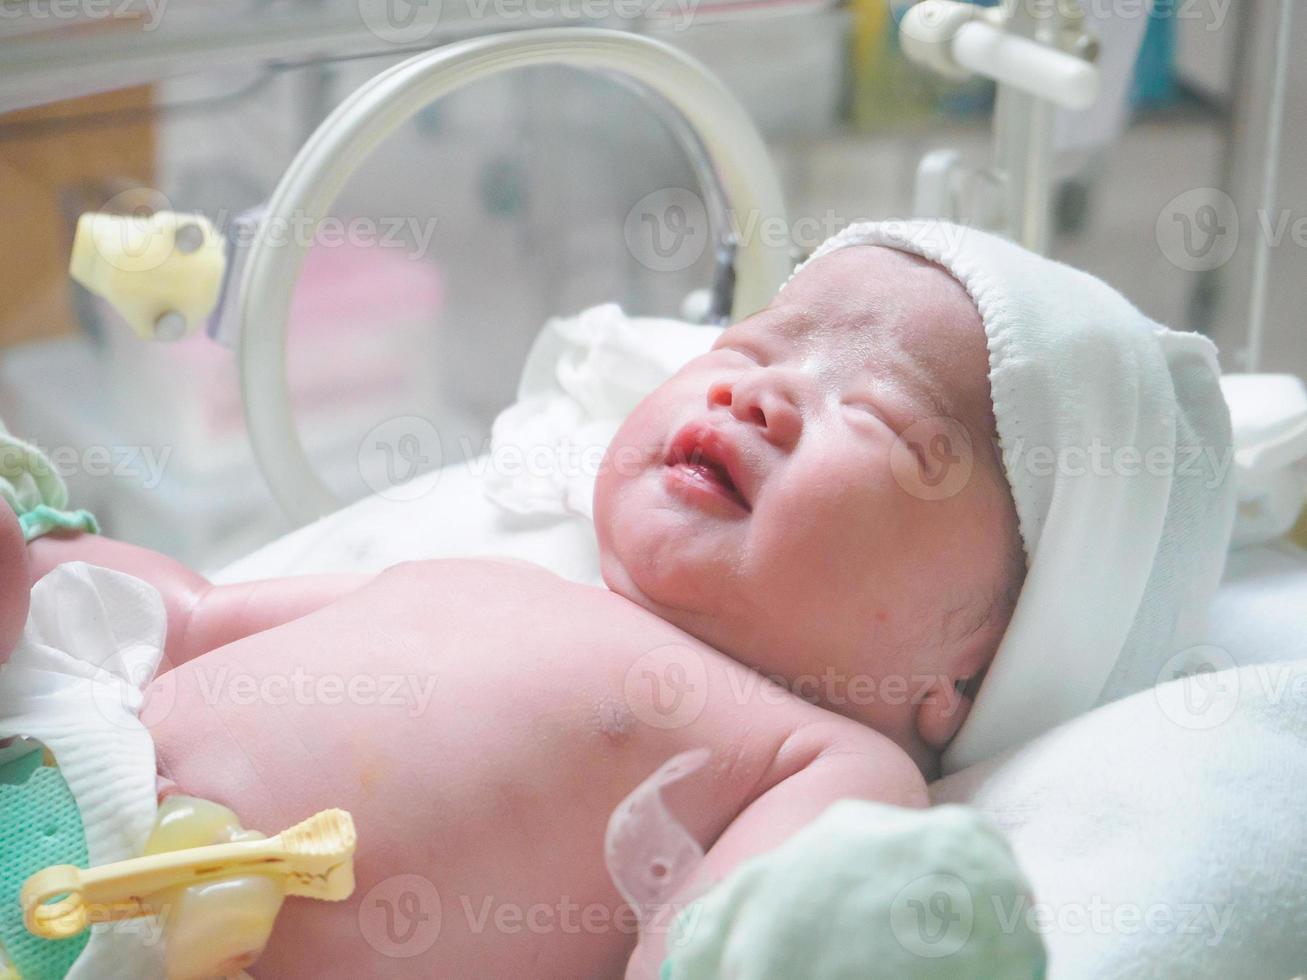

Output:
xmin=2 ymin=242 xmax=1019 ymax=979
xmin=3 ymin=219 xmax=1231 ymax=979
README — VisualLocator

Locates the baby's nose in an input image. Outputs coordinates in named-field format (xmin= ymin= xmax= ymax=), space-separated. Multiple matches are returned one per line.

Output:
xmin=708 ymin=371 xmax=802 ymax=448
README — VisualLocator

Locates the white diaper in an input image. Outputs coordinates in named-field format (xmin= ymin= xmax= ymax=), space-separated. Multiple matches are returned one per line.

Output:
xmin=0 ymin=562 xmax=167 ymax=979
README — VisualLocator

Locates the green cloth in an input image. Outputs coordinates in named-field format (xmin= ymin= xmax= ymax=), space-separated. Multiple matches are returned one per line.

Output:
xmin=0 ymin=749 xmax=90 ymax=979
xmin=0 ymin=425 xmax=97 ymax=542
xmin=662 ymin=801 xmax=1046 ymax=980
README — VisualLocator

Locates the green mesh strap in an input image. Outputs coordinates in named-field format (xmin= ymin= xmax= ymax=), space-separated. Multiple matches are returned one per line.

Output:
xmin=0 ymin=749 xmax=89 ymax=980
xmin=15 ymin=507 xmax=98 ymax=544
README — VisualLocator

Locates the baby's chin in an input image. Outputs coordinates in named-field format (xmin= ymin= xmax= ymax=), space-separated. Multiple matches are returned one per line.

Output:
xmin=596 ymin=521 xmax=730 ymax=636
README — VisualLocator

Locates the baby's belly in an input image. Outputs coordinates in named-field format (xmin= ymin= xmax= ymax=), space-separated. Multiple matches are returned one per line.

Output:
xmin=146 ymin=560 xmax=815 ymax=979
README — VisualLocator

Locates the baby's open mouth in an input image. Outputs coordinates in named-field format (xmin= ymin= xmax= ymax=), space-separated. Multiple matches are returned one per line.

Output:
xmin=664 ymin=423 xmax=752 ymax=513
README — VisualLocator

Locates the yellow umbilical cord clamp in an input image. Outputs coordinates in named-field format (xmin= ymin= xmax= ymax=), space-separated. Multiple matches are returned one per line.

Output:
xmin=19 ymin=809 xmax=356 ymax=941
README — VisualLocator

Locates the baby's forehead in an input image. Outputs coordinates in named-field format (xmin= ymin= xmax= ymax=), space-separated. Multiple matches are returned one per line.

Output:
xmin=736 ymin=246 xmax=990 ymax=416
xmin=771 ymin=246 xmax=977 ymax=346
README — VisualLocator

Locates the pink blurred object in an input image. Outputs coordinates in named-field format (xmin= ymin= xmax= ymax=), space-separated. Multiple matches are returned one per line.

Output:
xmin=139 ymin=242 xmax=444 ymax=444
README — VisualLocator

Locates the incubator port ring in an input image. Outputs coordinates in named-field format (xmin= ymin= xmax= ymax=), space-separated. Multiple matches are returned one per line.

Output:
xmin=239 ymin=27 xmax=791 ymax=523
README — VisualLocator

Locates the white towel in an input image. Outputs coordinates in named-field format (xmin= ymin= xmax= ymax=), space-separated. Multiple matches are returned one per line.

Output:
xmin=930 ymin=658 xmax=1307 ymax=978
xmin=788 ymin=221 xmax=1238 ymax=772
xmin=485 ymin=303 xmax=721 ymax=520
xmin=1219 ymin=373 xmax=1307 ymax=547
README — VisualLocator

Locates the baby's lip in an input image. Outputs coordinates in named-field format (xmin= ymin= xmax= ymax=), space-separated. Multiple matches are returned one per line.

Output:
xmin=664 ymin=420 xmax=755 ymax=512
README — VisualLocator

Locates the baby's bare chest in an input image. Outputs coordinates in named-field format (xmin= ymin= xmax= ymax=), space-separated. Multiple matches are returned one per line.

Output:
xmin=160 ymin=560 xmax=818 ymax=835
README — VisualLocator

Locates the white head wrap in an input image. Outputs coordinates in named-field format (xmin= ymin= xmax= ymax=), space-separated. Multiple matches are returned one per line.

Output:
xmin=790 ymin=221 xmax=1237 ymax=772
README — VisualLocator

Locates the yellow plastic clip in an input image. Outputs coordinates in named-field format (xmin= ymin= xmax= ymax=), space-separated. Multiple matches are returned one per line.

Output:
xmin=69 ymin=209 xmax=226 ymax=341
xmin=20 ymin=809 xmax=356 ymax=941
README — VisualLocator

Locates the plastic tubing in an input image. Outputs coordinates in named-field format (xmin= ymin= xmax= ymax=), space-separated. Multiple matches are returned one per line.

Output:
xmin=238 ymin=28 xmax=791 ymax=522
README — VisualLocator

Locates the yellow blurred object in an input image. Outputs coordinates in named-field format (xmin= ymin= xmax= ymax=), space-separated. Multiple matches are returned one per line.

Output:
xmin=0 ymin=87 xmax=156 ymax=350
xmin=68 ymin=210 xmax=226 ymax=341
xmin=850 ymin=0 xmax=937 ymax=128
xmin=1289 ymin=504 xmax=1307 ymax=549
xmin=19 ymin=808 xmax=356 ymax=942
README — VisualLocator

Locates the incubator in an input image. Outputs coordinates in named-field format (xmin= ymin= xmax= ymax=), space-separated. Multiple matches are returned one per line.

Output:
xmin=1 ymin=1 xmax=1306 ymax=978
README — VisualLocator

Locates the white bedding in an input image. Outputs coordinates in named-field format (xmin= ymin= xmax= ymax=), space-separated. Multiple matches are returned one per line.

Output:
xmin=215 ymin=458 xmax=603 ymax=587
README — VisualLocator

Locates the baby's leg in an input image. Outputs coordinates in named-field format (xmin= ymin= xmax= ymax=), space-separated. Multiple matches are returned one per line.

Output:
xmin=166 ymin=573 xmax=374 ymax=669
xmin=29 ymin=531 xmax=211 ymax=659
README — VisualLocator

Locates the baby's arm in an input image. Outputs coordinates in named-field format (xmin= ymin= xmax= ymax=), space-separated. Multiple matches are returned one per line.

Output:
xmin=28 ymin=532 xmax=371 ymax=667
xmin=627 ymin=720 xmax=928 ymax=978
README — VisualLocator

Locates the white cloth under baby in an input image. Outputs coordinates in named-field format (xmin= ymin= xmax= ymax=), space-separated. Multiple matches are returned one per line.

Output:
xmin=486 ymin=303 xmax=721 ymax=520
xmin=931 ymin=656 xmax=1307 ymax=978
xmin=788 ymin=221 xmax=1239 ymax=772
xmin=0 ymin=562 xmax=167 ymax=978
xmin=1219 ymin=373 xmax=1307 ymax=547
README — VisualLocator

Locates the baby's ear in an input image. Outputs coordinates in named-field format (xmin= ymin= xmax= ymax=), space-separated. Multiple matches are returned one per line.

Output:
xmin=914 ymin=671 xmax=982 ymax=751
xmin=0 ymin=506 xmax=30 ymax=662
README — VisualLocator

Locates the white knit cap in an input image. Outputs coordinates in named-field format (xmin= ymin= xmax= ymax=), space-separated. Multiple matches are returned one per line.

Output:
xmin=789 ymin=221 xmax=1237 ymax=773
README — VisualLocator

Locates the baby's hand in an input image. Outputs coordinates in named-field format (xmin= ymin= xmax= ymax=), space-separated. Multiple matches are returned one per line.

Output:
xmin=659 ymin=801 xmax=1045 ymax=980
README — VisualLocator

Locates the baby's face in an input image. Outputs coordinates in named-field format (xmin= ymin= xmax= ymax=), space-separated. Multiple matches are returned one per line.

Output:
xmin=594 ymin=246 xmax=1020 ymax=763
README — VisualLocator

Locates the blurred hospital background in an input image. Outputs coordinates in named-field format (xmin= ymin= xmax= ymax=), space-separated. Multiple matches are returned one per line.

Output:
xmin=0 ymin=0 xmax=1302 ymax=570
